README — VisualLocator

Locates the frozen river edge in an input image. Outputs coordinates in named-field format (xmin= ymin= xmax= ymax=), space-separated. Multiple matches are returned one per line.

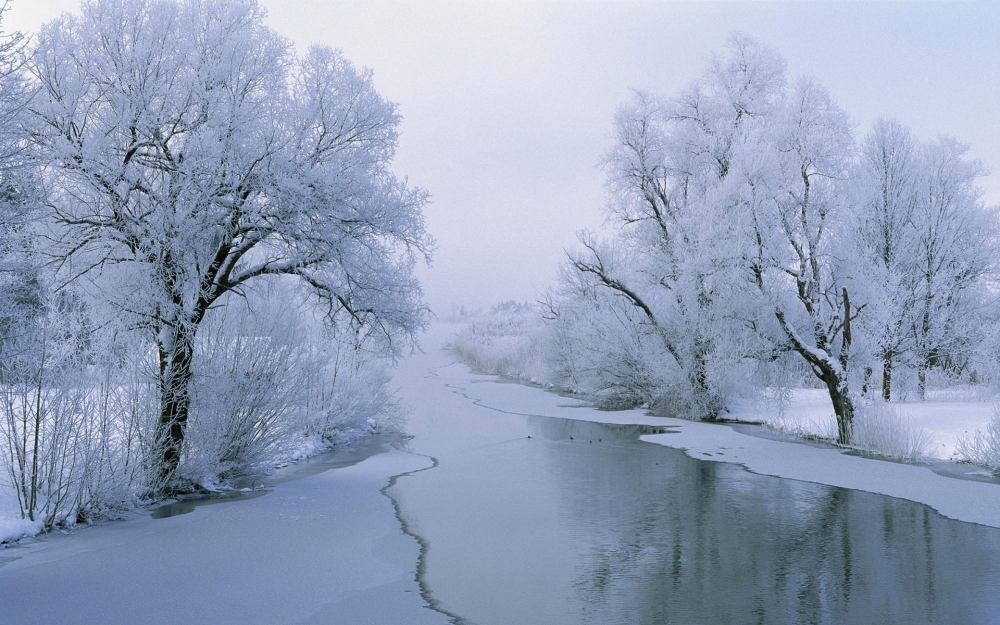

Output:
xmin=0 ymin=442 xmax=452 ymax=625
xmin=446 ymin=362 xmax=1000 ymax=530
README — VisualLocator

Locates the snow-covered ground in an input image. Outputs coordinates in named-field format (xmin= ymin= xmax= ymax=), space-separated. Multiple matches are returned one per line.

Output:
xmin=725 ymin=388 xmax=995 ymax=461
xmin=0 ymin=446 xmax=451 ymax=625
xmin=0 ymin=502 xmax=42 ymax=546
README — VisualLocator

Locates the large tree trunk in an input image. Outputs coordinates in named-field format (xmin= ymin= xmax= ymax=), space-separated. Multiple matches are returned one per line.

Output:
xmin=155 ymin=325 xmax=195 ymax=488
xmin=824 ymin=373 xmax=855 ymax=445
xmin=775 ymin=287 xmax=856 ymax=445
xmin=882 ymin=352 xmax=893 ymax=401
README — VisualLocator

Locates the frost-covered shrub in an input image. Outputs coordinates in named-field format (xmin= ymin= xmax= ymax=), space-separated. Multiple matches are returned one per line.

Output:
xmin=311 ymin=353 xmax=402 ymax=444
xmin=0 ymin=314 xmax=162 ymax=530
xmin=552 ymin=295 xmax=733 ymax=419
xmin=181 ymin=295 xmax=402 ymax=485
xmin=0 ymin=308 xmax=89 ymax=530
xmin=74 ymin=347 xmax=159 ymax=521
xmin=547 ymin=292 xmax=673 ymax=408
xmin=956 ymin=406 xmax=1000 ymax=474
xmin=183 ymin=304 xmax=313 ymax=482
xmin=0 ymin=363 xmax=88 ymax=529
xmin=451 ymin=295 xmax=729 ymax=417
xmin=449 ymin=301 xmax=550 ymax=383
xmin=851 ymin=401 xmax=931 ymax=461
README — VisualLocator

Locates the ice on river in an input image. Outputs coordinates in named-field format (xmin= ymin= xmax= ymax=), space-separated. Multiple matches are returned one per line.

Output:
xmin=441 ymin=337 xmax=1000 ymax=529
xmin=0 ymin=447 xmax=450 ymax=625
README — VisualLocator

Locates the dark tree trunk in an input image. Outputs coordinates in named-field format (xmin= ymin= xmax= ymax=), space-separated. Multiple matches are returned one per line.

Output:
xmin=882 ymin=353 xmax=893 ymax=402
xmin=824 ymin=374 xmax=855 ymax=445
xmin=775 ymin=287 xmax=856 ymax=446
xmin=156 ymin=325 xmax=195 ymax=487
xmin=690 ymin=340 xmax=721 ymax=421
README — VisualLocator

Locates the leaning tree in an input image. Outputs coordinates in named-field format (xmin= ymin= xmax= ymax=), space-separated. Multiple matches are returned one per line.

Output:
xmin=29 ymin=0 xmax=431 ymax=486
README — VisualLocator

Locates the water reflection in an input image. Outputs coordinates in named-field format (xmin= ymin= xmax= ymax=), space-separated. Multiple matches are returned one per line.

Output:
xmin=554 ymin=437 xmax=1000 ymax=624
xmin=528 ymin=417 xmax=678 ymax=442
xmin=395 ymin=414 xmax=1000 ymax=625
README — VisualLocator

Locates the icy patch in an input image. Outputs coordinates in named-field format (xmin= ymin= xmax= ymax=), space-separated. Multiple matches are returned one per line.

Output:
xmin=639 ymin=420 xmax=1000 ymax=528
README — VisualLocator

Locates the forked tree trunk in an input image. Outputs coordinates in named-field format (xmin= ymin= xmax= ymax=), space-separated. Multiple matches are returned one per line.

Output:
xmin=775 ymin=287 xmax=857 ymax=445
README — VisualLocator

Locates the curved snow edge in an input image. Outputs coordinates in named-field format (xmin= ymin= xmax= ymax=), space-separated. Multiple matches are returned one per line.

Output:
xmin=640 ymin=419 xmax=1000 ymax=529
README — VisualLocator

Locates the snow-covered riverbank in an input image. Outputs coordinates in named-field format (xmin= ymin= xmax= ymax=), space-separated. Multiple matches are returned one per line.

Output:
xmin=0 ymin=445 xmax=450 ymax=625
xmin=446 ymin=351 xmax=1000 ymax=529
xmin=6 ymin=323 xmax=1000 ymax=625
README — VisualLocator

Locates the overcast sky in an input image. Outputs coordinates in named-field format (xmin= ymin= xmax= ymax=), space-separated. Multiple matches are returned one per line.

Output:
xmin=8 ymin=1 xmax=1000 ymax=314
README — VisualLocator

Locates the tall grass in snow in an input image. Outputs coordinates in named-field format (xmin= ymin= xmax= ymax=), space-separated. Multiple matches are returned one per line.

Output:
xmin=851 ymin=401 xmax=932 ymax=461
xmin=763 ymin=399 xmax=932 ymax=462
xmin=957 ymin=406 xmax=1000 ymax=474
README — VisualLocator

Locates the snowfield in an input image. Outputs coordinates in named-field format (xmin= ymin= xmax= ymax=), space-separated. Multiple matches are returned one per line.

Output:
xmin=726 ymin=388 xmax=997 ymax=462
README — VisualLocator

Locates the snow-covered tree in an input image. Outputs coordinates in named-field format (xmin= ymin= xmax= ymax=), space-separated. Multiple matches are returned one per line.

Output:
xmin=0 ymin=2 xmax=43 ymax=353
xmin=850 ymin=121 xmax=996 ymax=400
xmin=909 ymin=137 xmax=996 ymax=397
xmin=558 ymin=35 xmax=788 ymax=419
xmin=851 ymin=118 xmax=920 ymax=400
xmin=560 ymin=35 xmax=865 ymax=442
xmin=29 ymin=0 xmax=431 ymax=486
xmin=735 ymin=77 xmax=858 ymax=444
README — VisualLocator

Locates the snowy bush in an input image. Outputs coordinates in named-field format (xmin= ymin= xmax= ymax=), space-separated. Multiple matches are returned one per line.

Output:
xmin=0 ymin=314 xmax=162 ymax=530
xmin=181 ymin=294 xmax=402 ymax=486
xmin=182 ymin=304 xmax=316 ymax=483
xmin=0 ymin=310 xmax=88 ymax=529
xmin=312 ymin=355 xmax=403 ymax=444
xmin=956 ymin=406 xmax=1000 ymax=474
xmin=851 ymin=401 xmax=932 ymax=461
xmin=551 ymin=298 xmax=670 ymax=410
xmin=74 ymin=355 xmax=158 ymax=522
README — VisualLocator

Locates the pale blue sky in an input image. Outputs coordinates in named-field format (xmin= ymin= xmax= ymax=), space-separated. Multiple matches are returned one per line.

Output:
xmin=8 ymin=1 xmax=999 ymax=313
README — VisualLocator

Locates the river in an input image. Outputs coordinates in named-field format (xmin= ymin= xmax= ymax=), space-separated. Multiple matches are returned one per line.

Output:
xmin=2 ymin=325 xmax=1000 ymax=624
xmin=388 ymin=326 xmax=1000 ymax=625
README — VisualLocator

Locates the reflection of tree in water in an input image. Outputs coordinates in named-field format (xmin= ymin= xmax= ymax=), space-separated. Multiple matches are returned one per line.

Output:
xmin=545 ymin=438 xmax=1000 ymax=624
